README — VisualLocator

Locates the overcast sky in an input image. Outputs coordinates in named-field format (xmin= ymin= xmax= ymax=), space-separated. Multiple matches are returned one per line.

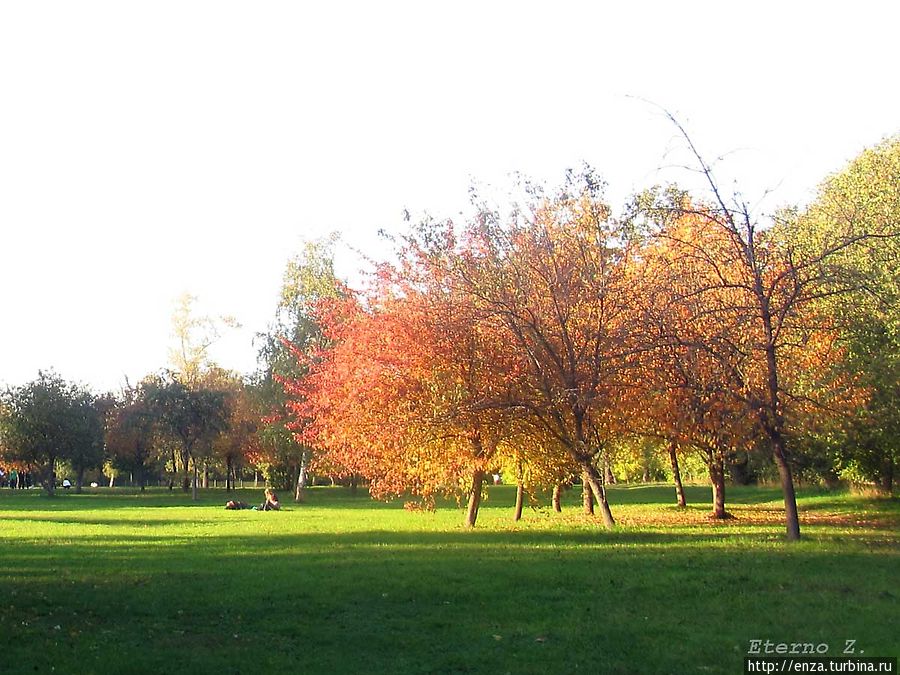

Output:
xmin=1 ymin=1 xmax=898 ymax=392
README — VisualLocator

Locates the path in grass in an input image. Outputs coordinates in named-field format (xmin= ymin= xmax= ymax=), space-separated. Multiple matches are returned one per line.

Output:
xmin=0 ymin=485 xmax=897 ymax=674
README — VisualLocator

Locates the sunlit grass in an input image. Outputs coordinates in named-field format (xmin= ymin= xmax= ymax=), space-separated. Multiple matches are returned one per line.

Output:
xmin=0 ymin=484 xmax=897 ymax=674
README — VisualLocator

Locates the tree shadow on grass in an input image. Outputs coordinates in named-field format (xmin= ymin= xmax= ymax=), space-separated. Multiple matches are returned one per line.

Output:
xmin=0 ymin=515 xmax=207 ymax=528
xmin=0 ymin=526 xmax=898 ymax=675
xmin=5 ymin=522 xmax=890 ymax=563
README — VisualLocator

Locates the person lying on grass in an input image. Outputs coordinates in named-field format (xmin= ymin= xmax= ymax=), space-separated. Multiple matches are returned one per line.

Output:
xmin=224 ymin=489 xmax=281 ymax=511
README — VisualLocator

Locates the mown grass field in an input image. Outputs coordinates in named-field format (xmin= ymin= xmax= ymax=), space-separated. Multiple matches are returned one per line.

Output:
xmin=0 ymin=484 xmax=897 ymax=674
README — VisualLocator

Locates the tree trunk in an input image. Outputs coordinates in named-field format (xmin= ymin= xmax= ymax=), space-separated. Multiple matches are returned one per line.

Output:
xmin=294 ymin=470 xmax=304 ymax=502
xmin=350 ymin=474 xmax=359 ymax=496
xmin=465 ymin=469 xmax=485 ymax=528
xmin=192 ymin=462 xmax=199 ymax=501
xmin=582 ymin=464 xmax=615 ymax=528
xmin=880 ymin=456 xmax=894 ymax=495
xmin=771 ymin=434 xmax=800 ymax=540
xmin=137 ymin=467 xmax=145 ymax=492
xmin=759 ymin=306 xmax=801 ymax=540
xmin=295 ymin=453 xmax=308 ymax=502
xmin=202 ymin=461 xmax=209 ymax=489
xmin=729 ymin=453 xmax=753 ymax=485
xmin=604 ymin=461 xmax=616 ymax=485
xmin=177 ymin=448 xmax=189 ymax=491
xmin=708 ymin=455 xmax=730 ymax=519
xmin=552 ymin=484 xmax=563 ymax=513
xmin=581 ymin=471 xmax=594 ymax=516
xmin=225 ymin=456 xmax=233 ymax=492
xmin=43 ymin=463 xmax=57 ymax=496
xmin=76 ymin=468 xmax=85 ymax=494
xmin=109 ymin=474 xmax=115 ymax=488
xmin=254 ymin=471 xmax=259 ymax=489
xmin=286 ymin=463 xmax=298 ymax=495
xmin=668 ymin=441 xmax=686 ymax=507
xmin=514 ymin=481 xmax=525 ymax=522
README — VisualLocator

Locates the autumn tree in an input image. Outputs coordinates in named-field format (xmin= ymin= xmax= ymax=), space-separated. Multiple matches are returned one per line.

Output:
xmin=494 ymin=428 xmax=578 ymax=521
xmin=637 ymin=119 xmax=899 ymax=539
xmin=633 ymin=209 xmax=761 ymax=517
xmin=388 ymin=239 xmax=526 ymax=526
xmin=169 ymin=293 xmax=240 ymax=387
xmin=645 ymin=342 xmax=756 ymax=519
xmin=433 ymin=169 xmax=646 ymax=528
xmin=290 ymin=262 xmax=518 ymax=527
xmin=211 ymin=377 xmax=260 ymax=493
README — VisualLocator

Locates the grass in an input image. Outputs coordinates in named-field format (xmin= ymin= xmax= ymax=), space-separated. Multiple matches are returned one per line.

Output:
xmin=0 ymin=484 xmax=897 ymax=674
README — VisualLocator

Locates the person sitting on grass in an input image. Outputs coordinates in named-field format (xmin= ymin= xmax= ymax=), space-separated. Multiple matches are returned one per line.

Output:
xmin=225 ymin=500 xmax=250 ymax=510
xmin=260 ymin=488 xmax=280 ymax=511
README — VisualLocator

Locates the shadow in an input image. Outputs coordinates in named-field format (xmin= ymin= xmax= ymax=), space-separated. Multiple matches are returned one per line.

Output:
xmin=0 ymin=524 xmax=897 ymax=675
xmin=0 ymin=516 xmax=205 ymax=528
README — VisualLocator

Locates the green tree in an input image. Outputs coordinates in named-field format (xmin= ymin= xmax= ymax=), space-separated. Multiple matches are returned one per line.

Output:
xmin=146 ymin=375 xmax=228 ymax=500
xmin=255 ymin=236 xmax=343 ymax=500
xmin=0 ymin=372 xmax=105 ymax=496
xmin=794 ymin=135 xmax=900 ymax=492
xmin=105 ymin=383 xmax=161 ymax=492
xmin=67 ymin=391 xmax=110 ymax=492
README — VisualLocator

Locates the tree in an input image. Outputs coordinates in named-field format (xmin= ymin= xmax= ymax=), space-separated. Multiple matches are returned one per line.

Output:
xmin=256 ymin=236 xmax=344 ymax=500
xmin=211 ymin=377 xmax=260 ymax=493
xmin=300 ymin=170 xmax=647 ymax=528
xmin=438 ymin=169 xmax=645 ymax=528
xmin=289 ymin=271 xmax=518 ymax=527
xmin=637 ymin=119 xmax=899 ymax=539
xmin=494 ymin=428 xmax=578 ymax=521
xmin=146 ymin=375 xmax=228 ymax=500
xmin=67 ymin=392 xmax=110 ymax=493
xmin=795 ymin=136 xmax=900 ymax=493
xmin=634 ymin=210 xmax=761 ymax=518
xmin=0 ymin=372 xmax=104 ymax=496
xmin=105 ymin=384 xmax=161 ymax=492
xmin=169 ymin=292 xmax=240 ymax=387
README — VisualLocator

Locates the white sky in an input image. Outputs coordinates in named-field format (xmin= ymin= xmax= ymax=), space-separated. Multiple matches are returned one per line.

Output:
xmin=1 ymin=1 xmax=898 ymax=392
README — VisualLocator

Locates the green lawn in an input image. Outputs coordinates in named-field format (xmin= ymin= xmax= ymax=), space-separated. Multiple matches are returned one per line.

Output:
xmin=0 ymin=484 xmax=897 ymax=674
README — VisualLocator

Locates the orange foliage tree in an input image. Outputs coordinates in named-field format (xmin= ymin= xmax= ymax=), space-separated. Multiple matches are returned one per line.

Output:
xmin=433 ymin=171 xmax=646 ymax=527
xmin=635 ymin=149 xmax=878 ymax=539
xmin=633 ymin=209 xmax=759 ymax=517
xmin=284 ymin=246 xmax=521 ymax=527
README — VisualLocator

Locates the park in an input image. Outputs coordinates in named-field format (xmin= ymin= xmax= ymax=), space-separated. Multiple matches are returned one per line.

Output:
xmin=0 ymin=483 xmax=897 ymax=673
xmin=2 ymin=6 xmax=899 ymax=670
xmin=1 ymin=134 xmax=898 ymax=673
